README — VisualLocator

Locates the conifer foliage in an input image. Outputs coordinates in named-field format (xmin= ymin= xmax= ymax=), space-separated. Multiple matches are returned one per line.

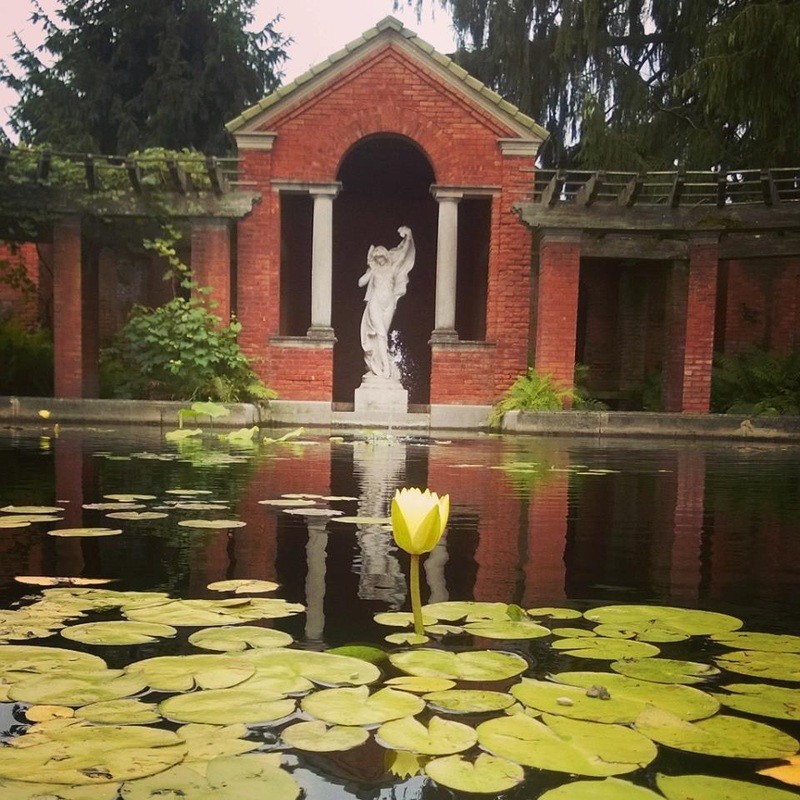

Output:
xmin=1 ymin=0 xmax=289 ymax=154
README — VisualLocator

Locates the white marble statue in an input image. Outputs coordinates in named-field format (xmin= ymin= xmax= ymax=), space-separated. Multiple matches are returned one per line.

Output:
xmin=357 ymin=226 xmax=415 ymax=380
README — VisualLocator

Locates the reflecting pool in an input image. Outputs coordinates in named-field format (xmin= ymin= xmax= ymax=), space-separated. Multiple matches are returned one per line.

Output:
xmin=0 ymin=426 xmax=798 ymax=798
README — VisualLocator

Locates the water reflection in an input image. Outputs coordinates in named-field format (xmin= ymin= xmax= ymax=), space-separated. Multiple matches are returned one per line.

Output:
xmin=1 ymin=429 xmax=798 ymax=634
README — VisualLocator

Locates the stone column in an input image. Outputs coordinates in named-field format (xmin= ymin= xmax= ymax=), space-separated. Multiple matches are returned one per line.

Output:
xmin=53 ymin=215 xmax=84 ymax=398
xmin=431 ymin=188 xmax=461 ymax=342
xmin=307 ymin=184 xmax=340 ymax=339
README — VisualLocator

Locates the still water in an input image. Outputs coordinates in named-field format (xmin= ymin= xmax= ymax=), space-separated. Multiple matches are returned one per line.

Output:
xmin=0 ymin=425 xmax=799 ymax=798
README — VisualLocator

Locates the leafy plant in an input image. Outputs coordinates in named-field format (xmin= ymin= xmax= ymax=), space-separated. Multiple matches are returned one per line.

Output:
xmin=489 ymin=369 xmax=575 ymax=427
xmin=0 ymin=316 xmax=53 ymax=396
xmin=711 ymin=349 xmax=800 ymax=415
xmin=572 ymin=364 xmax=609 ymax=411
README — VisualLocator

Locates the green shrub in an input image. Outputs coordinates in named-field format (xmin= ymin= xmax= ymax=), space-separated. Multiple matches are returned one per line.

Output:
xmin=99 ymin=297 xmax=275 ymax=403
xmin=0 ymin=317 xmax=53 ymax=396
xmin=489 ymin=368 xmax=575 ymax=427
xmin=711 ymin=349 xmax=800 ymax=415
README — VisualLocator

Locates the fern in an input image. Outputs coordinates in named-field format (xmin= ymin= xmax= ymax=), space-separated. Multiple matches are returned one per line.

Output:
xmin=711 ymin=349 xmax=800 ymax=415
xmin=489 ymin=369 xmax=575 ymax=427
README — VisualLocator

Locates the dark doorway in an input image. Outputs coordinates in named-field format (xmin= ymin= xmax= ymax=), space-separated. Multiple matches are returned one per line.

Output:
xmin=332 ymin=135 xmax=437 ymax=405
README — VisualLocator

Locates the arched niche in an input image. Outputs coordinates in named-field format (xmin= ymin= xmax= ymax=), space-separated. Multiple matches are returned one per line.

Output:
xmin=332 ymin=134 xmax=437 ymax=406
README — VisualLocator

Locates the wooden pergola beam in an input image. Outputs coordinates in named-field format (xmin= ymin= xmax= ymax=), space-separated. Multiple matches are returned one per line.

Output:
xmin=205 ymin=155 xmax=229 ymax=196
xmin=167 ymin=159 xmax=188 ymax=194
xmin=617 ymin=174 xmax=643 ymax=207
xmin=668 ymin=170 xmax=685 ymax=208
xmin=84 ymin=155 xmax=98 ymax=192
xmin=576 ymin=171 xmax=605 ymax=206
xmin=540 ymin=170 xmax=565 ymax=206
xmin=126 ymin=158 xmax=142 ymax=193
xmin=761 ymin=169 xmax=780 ymax=206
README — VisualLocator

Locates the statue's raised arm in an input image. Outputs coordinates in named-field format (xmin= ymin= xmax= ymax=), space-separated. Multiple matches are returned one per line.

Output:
xmin=391 ymin=226 xmax=415 ymax=301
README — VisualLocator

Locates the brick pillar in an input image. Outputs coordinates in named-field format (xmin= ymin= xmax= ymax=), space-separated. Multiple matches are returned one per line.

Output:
xmin=532 ymin=233 xmax=581 ymax=402
xmin=669 ymin=451 xmax=706 ymax=602
xmin=664 ymin=237 xmax=719 ymax=412
xmin=82 ymin=248 xmax=100 ymax=397
xmin=53 ymin=216 xmax=84 ymax=398
xmin=191 ymin=220 xmax=231 ymax=323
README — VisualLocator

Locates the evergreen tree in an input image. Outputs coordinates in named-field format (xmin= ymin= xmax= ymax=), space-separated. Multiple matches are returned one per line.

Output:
xmin=1 ymin=0 xmax=289 ymax=154
xmin=405 ymin=0 xmax=800 ymax=169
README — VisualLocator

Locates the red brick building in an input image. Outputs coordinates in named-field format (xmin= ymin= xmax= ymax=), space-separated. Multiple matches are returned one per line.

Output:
xmin=5 ymin=17 xmax=799 ymax=416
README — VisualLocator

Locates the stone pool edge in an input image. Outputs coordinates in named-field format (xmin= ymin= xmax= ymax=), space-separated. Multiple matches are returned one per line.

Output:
xmin=1 ymin=396 xmax=799 ymax=440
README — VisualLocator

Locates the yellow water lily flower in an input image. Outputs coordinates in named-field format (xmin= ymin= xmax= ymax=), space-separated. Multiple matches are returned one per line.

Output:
xmin=391 ymin=488 xmax=450 ymax=555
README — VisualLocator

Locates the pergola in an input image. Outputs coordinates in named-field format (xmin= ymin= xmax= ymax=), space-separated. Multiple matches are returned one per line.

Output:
xmin=0 ymin=148 xmax=259 ymax=397
xmin=516 ymin=167 xmax=800 ymax=411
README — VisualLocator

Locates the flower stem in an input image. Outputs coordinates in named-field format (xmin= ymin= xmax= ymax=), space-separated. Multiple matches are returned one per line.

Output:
xmin=410 ymin=553 xmax=424 ymax=636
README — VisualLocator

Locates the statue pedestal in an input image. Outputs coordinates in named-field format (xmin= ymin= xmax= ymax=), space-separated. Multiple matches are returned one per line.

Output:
xmin=354 ymin=374 xmax=408 ymax=415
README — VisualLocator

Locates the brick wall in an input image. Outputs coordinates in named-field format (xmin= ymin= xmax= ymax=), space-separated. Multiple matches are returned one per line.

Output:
xmin=430 ymin=344 xmax=496 ymax=405
xmin=52 ymin=217 xmax=84 ymax=398
xmin=0 ymin=241 xmax=40 ymax=327
xmin=237 ymin=41 xmax=534 ymax=403
xmin=191 ymin=221 xmax=231 ymax=322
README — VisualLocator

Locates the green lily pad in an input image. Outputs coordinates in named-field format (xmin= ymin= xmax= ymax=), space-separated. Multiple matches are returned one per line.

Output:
xmin=386 ymin=632 xmax=430 ymax=645
xmin=552 ymin=637 xmax=660 ymax=660
xmin=282 ymin=720 xmax=369 ymax=752
xmin=713 ymin=683 xmax=800 ymax=720
xmin=0 ymin=779 xmax=121 ymax=799
xmin=330 ymin=515 xmax=391 ymax=524
xmin=172 ymin=501 xmax=229 ymax=510
xmin=539 ymin=777 xmax=664 ymax=799
xmin=516 ymin=672 xmax=719 ymax=723
xmin=160 ymin=687 xmax=295 ymax=725
xmin=15 ymin=576 xmax=113 ymax=587
xmin=657 ymin=773 xmax=800 ymax=800
xmin=259 ymin=498 xmax=318 ymax=507
xmin=105 ymin=511 xmax=168 ymax=520
xmin=585 ymin=605 xmax=742 ymax=637
xmin=424 ymin=689 xmax=516 ymax=714
xmin=634 ymin=706 xmax=798 ymax=758
xmin=593 ymin=623 xmax=688 ymax=643
xmin=177 ymin=722 xmax=259 ymax=763
xmin=712 ymin=631 xmax=800 ymax=653
xmin=61 ymin=621 xmax=177 ymax=645
xmin=283 ymin=507 xmax=343 ymax=517
xmin=377 ymin=714 xmax=478 ymax=754
xmin=242 ymin=648 xmax=380 ymax=687
xmin=126 ymin=653 xmax=254 ymax=692
xmin=119 ymin=754 xmax=299 ymax=800
xmin=165 ymin=489 xmax=213 ymax=495
xmin=611 ymin=658 xmax=721 ymax=684
xmin=716 ymin=650 xmax=800 ymax=681
xmin=0 ymin=518 xmax=31 ymax=528
xmin=2 ymin=505 xmax=64 ymax=514
xmin=389 ymin=649 xmax=528 ymax=682
xmin=0 ymin=721 xmax=186 ymax=785
xmin=0 ymin=645 xmax=107 ymax=681
xmin=76 ymin=698 xmax=161 ymax=725
xmin=374 ymin=611 xmax=436 ymax=628
xmin=326 ymin=644 xmax=387 ymax=664
xmin=104 ymin=494 xmax=157 ymax=502
xmin=188 ymin=625 xmax=292 ymax=652
xmin=164 ymin=428 xmax=203 ymax=441
xmin=47 ymin=527 xmax=123 ymax=538
xmin=527 ymin=607 xmax=583 ymax=620
xmin=386 ymin=676 xmax=456 ymax=693
xmin=9 ymin=671 xmax=148 ymax=706
xmin=207 ymin=579 xmax=279 ymax=594
xmin=124 ymin=597 xmax=304 ymax=626
xmin=177 ymin=519 xmax=246 ymax=529
xmin=422 ymin=601 xmax=520 ymax=622
xmin=553 ymin=627 xmax=597 ymax=638
xmin=477 ymin=713 xmax=657 ymax=776
xmin=463 ymin=619 xmax=551 ymax=639
xmin=83 ymin=503 xmax=145 ymax=511
xmin=0 ymin=513 xmax=62 ymax=524
xmin=424 ymin=753 xmax=524 ymax=794
xmin=301 ymin=685 xmax=425 ymax=726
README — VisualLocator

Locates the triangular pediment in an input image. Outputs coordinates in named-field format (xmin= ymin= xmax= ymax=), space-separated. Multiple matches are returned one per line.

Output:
xmin=226 ymin=16 xmax=548 ymax=146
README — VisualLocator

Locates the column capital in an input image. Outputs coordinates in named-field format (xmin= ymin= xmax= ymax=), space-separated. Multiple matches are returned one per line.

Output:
xmin=535 ymin=228 xmax=583 ymax=247
xmin=272 ymin=180 xmax=341 ymax=198
xmin=234 ymin=131 xmax=277 ymax=151
xmin=431 ymin=184 xmax=501 ymax=201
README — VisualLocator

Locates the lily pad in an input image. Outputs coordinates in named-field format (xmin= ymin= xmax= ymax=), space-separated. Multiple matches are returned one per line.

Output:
xmin=25 ymin=705 xmax=75 ymax=722
xmin=374 ymin=611 xmax=436 ymax=628
xmin=527 ymin=607 xmax=583 ymax=620
xmin=177 ymin=519 xmax=246 ymax=529
xmin=634 ymin=706 xmax=798 ymax=758
xmin=61 ymin=621 xmax=177 ymax=645
xmin=424 ymin=754 xmax=524 ymax=794
xmin=103 ymin=494 xmax=157 ymax=502
xmin=593 ymin=623 xmax=688 ymax=643
xmin=376 ymin=714 xmax=478 ymax=754
xmin=759 ymin=755 xmax=800 ymax=788
xmin=301 ymin=685 xmax=425 ymax=726
xmin=552 ymin=627 xmax=597 ymax=638
xmin=2 ymin=505 xmax=64 ymax=514
xmin=611 ymin=658 xmax=721 ymax=684
xmin=539 ymin=777 xmax=664 ymax=800
xmin=165 ymin=489 xmax=213 ymax=496
xmin=516 ymin=673 xmax=719 ymax=723
xmin=386 ymin=676 xmax=456 ymax=693
xmin=160 ymin=687 xmax=295 ymax=725
xmin=177 ymin=722 xmax=259 ymax=763
xmin=477 ymin=713 xmax=657 ymax=776
xmin=125 ymin=653 xmax=255 ymax=692
xmin=83 ymin=503 xmax=145 ymax=511
xmin=283 ymin=507 xmax=343 ymax=517
xmin=389 ymin=649 xmax=528 ymax=682
xmin=242 ymin=648 xmax=380 ymax=687
xmin=9 ymin=672 xmax=148 ymax=707
xmin=0 ymin=645 xmax=107 ymax=681
xmin=715 ymin=650 xmax=800 ymax=682
xmin=188 ymin=625 xmax=293 ymax=652
xmin=124 ymin=597 xmax=304 ymax=626
xmin=552 ymin=637 xmax=660 ymax=660
xmin=657 ymin=773 xmax=800 ymax=800
xmin=282 ymin=720 xmax=369 ymax=752
xmin=386 ymin=632 xmax=430 ymax=645
xmin=0 ymin=722 xmax=186 ymax=785
xmin=0 ymin=518 xmax=31 ymax=528
xmin=711 ymin=631 xmax=800 ymax=653
xmin=424 ymin=689 xmax=516 ymax=714
xmin=0 ymin=780 xmax=121 ymax=799
xmin=463 ymin=619 xmax=551 ymax=639
xmin=207 ymin=579 xmax=279 ymax=594
xmin=105 ymin=511 xmax=168 ymax=520
xmin=15 ymin=576 xmax=114 ymax=587
xmin=585 ymin=605 xmax=742 ymax=637
xmin=331 ymin=515 xmax=391 ymax=524
xmin=0 ymin=514 xmax=63 ymax=524
xmin=259 ymin=498 xmax=318 ymax=507
xmin=47 ymin=527 xmax=122 ymax=538
xmin=713 ymin=683 xmax=800 ymax=720
xmin=422 ymin=601 xmax=520 ymax=622
xmin=76 ymin=698 xmax=161 ymax=725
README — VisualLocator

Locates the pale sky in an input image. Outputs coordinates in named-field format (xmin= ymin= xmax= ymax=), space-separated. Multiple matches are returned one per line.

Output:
xmin=0 ymin=0 xmax=458 ymax=139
